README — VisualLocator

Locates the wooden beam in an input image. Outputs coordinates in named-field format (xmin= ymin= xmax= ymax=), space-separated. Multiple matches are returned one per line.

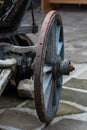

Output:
xmin=41 ymin=0 xmax=87 ymax=12
xmin=0 ymin=69 xmax=12 ymax=96
xmin=41 ymin=0 xmax=53 ymax=13
xmin=0 ymin=58 xmax=17 ymax=96
xmin=49 ymin=0 xmax=87 ymax=4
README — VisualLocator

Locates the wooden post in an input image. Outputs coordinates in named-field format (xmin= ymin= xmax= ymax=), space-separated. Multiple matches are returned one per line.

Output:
xmin=41 ymin=0 xmax=53 ymax=13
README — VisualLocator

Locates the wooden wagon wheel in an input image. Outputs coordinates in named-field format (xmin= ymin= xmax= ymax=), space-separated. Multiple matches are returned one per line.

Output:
xmin=34 ymin=11 xmax=64 ymax=123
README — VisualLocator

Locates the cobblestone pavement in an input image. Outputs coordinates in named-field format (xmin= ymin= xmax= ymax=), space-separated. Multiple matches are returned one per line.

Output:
xmin=1 ymin=5 xmax=87 ymax=130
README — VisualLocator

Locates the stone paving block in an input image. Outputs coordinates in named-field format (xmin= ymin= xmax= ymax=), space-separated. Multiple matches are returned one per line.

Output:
xmin=42 ymin=119 xmax=87 ymax=130
xmin=77 ymin=70 xmax=87 ymax=79
xmin=23 ymin=100 xmax=35 ymax=109
xmin=22 ymin=101 xmax=84 ymax=117
xmin=61 ymin=89 xmax=87 ymax=107
xmin=17 ymin=79 xmax=34 ymax=99
xmin=0 ymin=95 xmax=26 ymax=109
xmin=65 ymin=51 xmax=87 ymax=63
xmin=0 ymin=109 xmax=43 ymax=130
xmin=64 ymin=78 xmax=87 ymax=90
xmin=56 ymin=102 xmax=84 ymax=116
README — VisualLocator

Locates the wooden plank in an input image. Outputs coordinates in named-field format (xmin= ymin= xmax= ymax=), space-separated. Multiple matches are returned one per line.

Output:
xmin=41 ymin=0 xmax=87 ymax=12
xmin=0 ymin=59 xmax=17 ymax=96
xmin=0 ymin=69 xmax=12 ymax=96
xmin=41 ymin=0 xmax=53 ymax=12
xmin=0 ymin=58 xmax=17 ymax=68
xmin=49 ymin=0 xmax=87 ymax=4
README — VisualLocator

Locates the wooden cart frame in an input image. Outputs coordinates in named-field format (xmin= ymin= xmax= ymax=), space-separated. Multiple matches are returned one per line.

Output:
xmin=41 ymin=0 xmax=87 ymax=12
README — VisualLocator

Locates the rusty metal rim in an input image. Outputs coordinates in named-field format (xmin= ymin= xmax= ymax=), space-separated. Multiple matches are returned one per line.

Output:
xmin=34 ymin=10 xmax=63 ymax=123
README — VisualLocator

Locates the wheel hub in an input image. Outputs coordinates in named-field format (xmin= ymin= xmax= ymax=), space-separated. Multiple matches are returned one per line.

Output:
xmin=60 ymin=60 xmax=75 ymax=75
xmin=52 ymin=56 xmax=75 ymax=80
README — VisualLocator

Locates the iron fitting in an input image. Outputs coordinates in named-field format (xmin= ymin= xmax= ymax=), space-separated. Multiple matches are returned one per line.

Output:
xmin=60 ymin=60 xmax=75 ymax=75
